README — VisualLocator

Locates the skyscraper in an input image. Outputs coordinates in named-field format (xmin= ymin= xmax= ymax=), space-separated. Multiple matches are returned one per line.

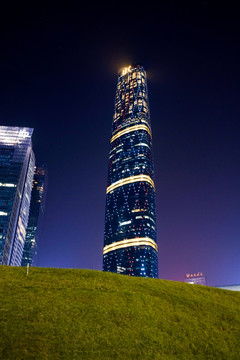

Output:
xmin=21 ymin=165 xmax=47 ymax=267
xmin=0 ymin=126 xmax=35 ymax=266
xmin=103 ymin=65 xmax=158 ymax=278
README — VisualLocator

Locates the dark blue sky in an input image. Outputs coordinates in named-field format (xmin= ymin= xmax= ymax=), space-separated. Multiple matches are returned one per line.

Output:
xmin=0 ymin=1 xmax=239 ymax=285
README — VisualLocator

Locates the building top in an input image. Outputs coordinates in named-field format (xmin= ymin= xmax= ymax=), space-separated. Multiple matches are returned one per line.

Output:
xmin=0 ymin=126 xmax=34 ymax=164
xmin=0 ymin=126 xmax=34 ymax=147
xmin=184 ymin=273 xmax=207 ymax=285
xmin=119 ymin=64 xmax=144 ymax=77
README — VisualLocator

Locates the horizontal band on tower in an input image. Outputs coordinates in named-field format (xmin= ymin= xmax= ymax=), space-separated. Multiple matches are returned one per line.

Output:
xmin=111 ymin=124 xmax=152 ymax=143
xmin=103 ymin=237 xmax=158 ymax=254
xmin=106 ymin=174 xmax=155 ymax=194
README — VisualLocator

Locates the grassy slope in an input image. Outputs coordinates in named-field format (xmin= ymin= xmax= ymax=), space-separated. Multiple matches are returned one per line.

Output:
xmin=0 ymin=267 xmax=240 ymax=360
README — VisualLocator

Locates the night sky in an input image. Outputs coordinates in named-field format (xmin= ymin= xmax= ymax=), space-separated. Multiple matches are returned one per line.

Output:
xmin=0 ymin=2 xmax=239 ymax=286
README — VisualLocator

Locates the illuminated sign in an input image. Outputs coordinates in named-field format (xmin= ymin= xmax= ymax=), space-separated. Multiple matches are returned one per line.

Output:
xmin=186 ymin=273 xmax=204 ymax=278
xmin=19 ymin=130 xmax=30 ymax=138
xmin=122 ymin=66 xmax=132 ymax=76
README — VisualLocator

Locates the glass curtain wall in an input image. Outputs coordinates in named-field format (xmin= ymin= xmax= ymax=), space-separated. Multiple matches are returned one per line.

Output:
xmin=0 ymin=126 xmax=35 ymax=266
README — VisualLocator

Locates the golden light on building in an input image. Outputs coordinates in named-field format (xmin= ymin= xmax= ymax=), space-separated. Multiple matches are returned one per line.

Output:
xmin=103 ymin=237 xmax=158 ymax=254
xmin=106 ymin=174 xmax=155 ymax=194
xmin=111 ymin=124 xmax=152 ymax=143
xmin=122 ymin=65 xmax=132 ymax=76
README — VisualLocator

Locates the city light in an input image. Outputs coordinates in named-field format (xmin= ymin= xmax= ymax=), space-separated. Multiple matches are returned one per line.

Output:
xmin=106 ymin=174 xmax=155 ymax=194
xmin=103 ymin=237 xmax=158 ymax=254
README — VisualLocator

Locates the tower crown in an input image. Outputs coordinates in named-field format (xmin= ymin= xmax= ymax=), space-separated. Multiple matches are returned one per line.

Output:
xmin=120 ymin=64 xmax=144 ymax=76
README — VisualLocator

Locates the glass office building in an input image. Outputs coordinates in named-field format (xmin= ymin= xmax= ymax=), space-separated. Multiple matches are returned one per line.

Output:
xmin=21 ymin=165 xmax=47 ymax=267
xmin=103 ymin=65 xmax=158 ymax=278
xmin=0 ymin=126 xmax=35 ymax=266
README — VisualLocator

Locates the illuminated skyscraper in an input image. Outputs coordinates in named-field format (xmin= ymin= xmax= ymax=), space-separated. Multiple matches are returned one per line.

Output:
xmin=21 ymin=165 xmax=47 ymax=267
xmin=103 ymin=65 xmax=158 ymax=278
xmin=0 ymin=126 xmax=35 ymax=266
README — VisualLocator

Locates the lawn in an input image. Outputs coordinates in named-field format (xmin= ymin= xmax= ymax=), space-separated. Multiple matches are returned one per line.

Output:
xmin=0 ymin=266 xmax=239 ymax=359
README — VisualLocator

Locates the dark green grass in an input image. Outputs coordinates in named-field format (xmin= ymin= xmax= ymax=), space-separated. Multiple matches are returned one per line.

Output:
xmin=0 ymin=266 xmax=240 ymax=359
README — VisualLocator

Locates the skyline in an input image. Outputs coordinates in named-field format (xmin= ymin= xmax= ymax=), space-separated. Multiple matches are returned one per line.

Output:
xmin=0 ymin=2 xmax=239 ymax=285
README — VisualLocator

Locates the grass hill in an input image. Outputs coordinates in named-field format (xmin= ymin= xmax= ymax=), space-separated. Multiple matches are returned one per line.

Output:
xmin=0 ymin=266 xmax=240 ymax=360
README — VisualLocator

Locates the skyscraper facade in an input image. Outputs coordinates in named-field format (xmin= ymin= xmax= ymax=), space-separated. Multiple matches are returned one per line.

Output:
xmin=21 ymin=165 xmax=47 ymax=267
xmin=103 ymin=65 xmax=158 ymax=278
xmin=0 ymin=126 xmax=35 ymax=266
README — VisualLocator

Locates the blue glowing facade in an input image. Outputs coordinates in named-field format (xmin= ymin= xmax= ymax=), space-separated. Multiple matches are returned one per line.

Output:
xmin=21 ymin=165 xmax=47 ymax=267
xmin=103 ymin=65 xmax=158 ymax=278
xmin=0 ymin=126 xmax=35 ymax=266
